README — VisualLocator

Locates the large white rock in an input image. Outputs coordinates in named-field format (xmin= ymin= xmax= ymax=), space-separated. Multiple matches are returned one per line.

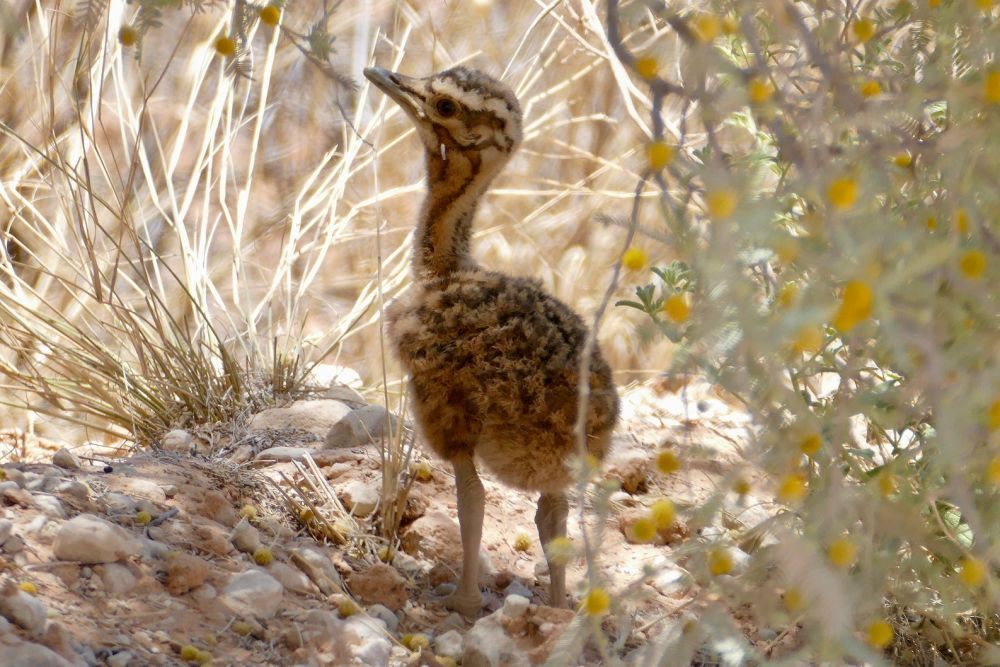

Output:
xmin=51 ymin=448 xmax=80 ymax=470
xmin=325 ymin=405 xmax=398 ymax=449
xmin=0 ymin=582 xmax=48 ymax=637
xmin=339 ymin=480 xmax=379 ymax=518
xmin=463 ymin=611 xmax=528 ymax=667
xmin=0 ymin=638 xmax=73 ymax=667
xmin=249 ymin=400 xmax=352 ymax=438
xmin=221 ymin=568 xmax=284 ymax=619
xmin=52 ymin=514 xmax=136 ymax=564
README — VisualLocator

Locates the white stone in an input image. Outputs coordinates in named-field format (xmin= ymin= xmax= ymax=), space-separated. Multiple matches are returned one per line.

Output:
xmin=191 ymin=584 xmax=217 ymax=603
xmin=2 ymin=534 xmax=24 ymax=554
xmin=0 ymin=639 xmax=73 ymax=667
xmin=104 ymin=493 xmax=136 ymax=515
xmin=254 ymin=447 xmax=311 ymax=462
xmin=293 ymin=547 xmax=343 ymax=589
xmin=100 ymin=563 xmax=137 ymax=597
xmin=434 ymin=629 xmax=463 ymax=660
xmin=51 ymin=448 xmax=80 ymax=470
xmin=33 ymin=495 xmax=65 ymax=518
xmin=54 ymin=481 xmax=89 ymax=502
xmin=249 ymin=400 xmax=352 ymax=438
xmin=366 ymin=604 xmax=398 ymax=633
xmin=52 ymin=514 xmax=137 ymax=564
xmin=269 ymin=562 xmax=314 ymax=595
xmin=120 ymin=478 xmax=167 ymax=504
xmin=160 ymin=429 xmax=193 ymax=453
xmin=300 ymin=610 xmax=390 ymax=667
xmin=221 ymin=568 xmax=284 ymax=619
xmin=339 ymin=481 xmax=379 ymax=518
xmin=0 ymin=584 xmax=48 ymax=637
xmin=502 ymin=594 xmax=530 ymax=619
xmin=325 ymin=405 xmax=398 ymax=449
xmin=230 ymin=518 xmax=261 ymax=554
xmin=504 ymin=580 xmax=533 ymax=600
xmin=463 ymin=611 xmax=529 ymax=667
xmin=322 ymin=384 xmax=366 ymax=405
xmin=0 ymin=519 xmax=11 ymax=545
xmin=106 ymin=651 xmax=134 ymax=667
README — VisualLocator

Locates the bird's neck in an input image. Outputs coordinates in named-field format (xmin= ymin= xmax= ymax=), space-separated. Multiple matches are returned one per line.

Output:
xmin=415 ymin=143 xmax=501 ymax=279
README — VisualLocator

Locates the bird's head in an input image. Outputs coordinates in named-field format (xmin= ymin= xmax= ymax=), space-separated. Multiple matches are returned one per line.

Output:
xmin=364 ymin=66 xmax=523 ymax=171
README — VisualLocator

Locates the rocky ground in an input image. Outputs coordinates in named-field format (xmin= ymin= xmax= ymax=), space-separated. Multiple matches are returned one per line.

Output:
xmin=0 ymin=375 xmax=786 ymax=667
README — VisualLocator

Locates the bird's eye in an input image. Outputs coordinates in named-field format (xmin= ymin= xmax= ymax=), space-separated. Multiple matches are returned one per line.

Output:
xmin=435 ymin=98 xmax=457 ymax=117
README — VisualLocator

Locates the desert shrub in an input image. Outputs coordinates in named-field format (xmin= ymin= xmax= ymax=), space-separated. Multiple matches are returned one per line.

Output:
xmin=560 ymin=1 xmax=999 ymax=665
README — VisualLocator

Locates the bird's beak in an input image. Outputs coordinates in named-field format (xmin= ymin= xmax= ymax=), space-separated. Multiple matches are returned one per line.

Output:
xmin=364 ymin=67 xmax=422 ymax=117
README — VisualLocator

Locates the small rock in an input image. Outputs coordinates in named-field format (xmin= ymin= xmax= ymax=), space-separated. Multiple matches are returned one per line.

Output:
xmin=120 ymin=478 xmax=167 ymax=504
xmin=502 ymin=594 xmax=530 ymax=619
xmin=33 ymin=495 xmax=65 ymax=518
xmin=199 ymin=490 xmax=238 ymax=527
xmin=299 ymin=610 xmax=390 ymax=667
xmin=293 ymin=547 xmax=344 ymax=590
xmin=164 ymin=552 xmax=211 ymax=595
xmin=433 ymin=582 xmax=456 ymax=597
xmin=347 ymin=563 xmax=408 ymax=611
xmin=99 ymin=563 xmax=138 ymax=597
xmin=463 ymin=611 xmax=525 ymax=667
xmin=54 ymin=481 xmax=89 ymax=502
xmin=0 ymin=484 xmax=32 ymax=506
xmin=437 ymin=612 xmax=465 ymax=632
xmin=402 ymin=512 xmax=492 ymax=573
xmin=504 ymin=580 xmax=533 ymax=600
xmin=104 ymin=493 xmax=136 ymax=515
xmin=321 ymin=384 xmax=367 ymax=405
xmin=0 ymin=638 xmax=73 ymax=667
xmin=0 ymin=519 xmax=11 ymax=545
xmin=40 ymin=622 xmax=78 ymax=666
xmin=137 ymin=538 xmax=170 ymax=560
xmin=0 ymin=581 xmax=48 ymax=637
xmin=339 ymin=480 xmax=379 ymax=518
xmin=435 ymin=629 xmax=463 ymax=660
xmin=605 ymin=454 xmax=648 ymax=495
xmin=51 ymin=448 xmax=80 ymax=470
xmin=221 ymin=568 xmax=284 ymax=619
xmin=269 ymin=561 xmax=314 ymax=595
xmin=249 ymin=399 xmax=353 ymax=438
xmin=2 ymin=534 xmax=25 ymax=554
xmin=366 ymin=604 xmax=399 ymax=633
xmin=52 ymin=514 xmax=137 ymax=564
xmin=0 ymin=467 xmax=25 ymax=486
xmin=254 ymin=447 xmax=311 ymax=462
xmin=190 ymin=584 xmax=217 ymax=603
xmin=390 ymin=551 xmax=425 ymax=577
xmin=161 ymin=485 xmax=177 ymax=498
xmin=230 ymin=518 xmax=261 ymax=554
xmin=160 ymin=429 xmax=193 ymax=453
xmin=107 ymin=650 xmax=134 ymax=667
xmin=325 ymin=405 xmax=398 ymax=449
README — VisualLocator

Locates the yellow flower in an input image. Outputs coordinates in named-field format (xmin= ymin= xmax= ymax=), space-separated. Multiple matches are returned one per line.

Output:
xmin=513 ymin=533 xmax=532 ymax=552
xmin=402 ymin=633 xmax=430 ymax=651
xmin=987 ymin=456 xmax=1000 ymax=485
xmin=977 ymin=0 xmax=995 ymax=10
xmin=853 ymin=18 xmax=876 ymax=42
xmin=777 ymin=283 xmax=798 ymax=309
xmin=867 ymin=619 xmax=894 ymax=648
xmin=958 ymin=250 xmax=986 ymax=279
xmin=928 ymin=0 xmax=941 ymax=7
xmin=832 ymin=280 xmax=873 ymax=333
xmin=827 ymin=536 xmax=857 ymax=568
xmin=622 ymin=247 xmax=648 ymax=271
xmin=582 ymin=587 xmax=611 ymax=616
xmin=827 ymin=177 xmax=858 ymax=210
xmin=545 ymin=536 xmax=574 ymax=566
xmin=647 ymin=141 xmax=674 ymax=170
xmin=954 ymin=208 xmax=970 ymax=233
xmin=231 ymin=620 xmax=253 ymax=635
xmin=412 ymin=461 xmax=433 ymax=481
xmin=783 ymin=587 xmax=804 ymax=612
xmin=792 ymin=326 xmax=824 ymax=355
xmin=18 ymin=581 xmax=37 ymax=595
xmin=989 ymin=399 xmax=1000 ymax=431
xmin=708 ymin=548 xmax=734 ymax=575
xmin=656 ymin=449 xmax=681 ymax=474
xmin=691 ymin=13 xmax=721 ymax=42
xmin=706 ymin=188 xmax=738 ymax=220
xmin=663 ymin=294 xmax=690 ymax=323
xmin=259 ymin=5 xmax=281 ymax=27
xmin=635 ymin=57 xmax=659 ymax=80
xmin=747 ymin=77 xmax=774 ymax=104
xmin=892 ymin=153 xmax=912 ymax=168
xmin=733 ymin=478 xmax=751 ymax=496
xmin=985 ymin=71 xmax=1000 ymax=104
xmin=860 ymin=80 xmax=882 ymax=97
xmin=214 ymin=36 xmax=237 ymax=58
xmin=799 ymin=433 xmax=822 ymax=456
xmin=777 ymin=473 xmax=807 ymax=503
xmin=650 ymin=498 xmax=676 ymax=530
xmin=239 ymin=504 xmax=258 ymax=520
xmin=339 ymin=599 xmax=360 ymax=617
xmin=180 ymin=645 xmax=200 ymax=662
xmin=629 ymin=517 xmax=657 ymax=543
xmin=878 ymin=472 xmax=897 ymax=497
xmin=721 ymin=16 xmax=739 ymax=34
xmin=253 ymin=546 xmax=274 ymax=566
xmin=135 ymin=510 xmax=152 ymax=526
xmin=958 ymin=555 xmax=987 ymax=588
xmin=118 ymin=26 xmax=138 ymax=47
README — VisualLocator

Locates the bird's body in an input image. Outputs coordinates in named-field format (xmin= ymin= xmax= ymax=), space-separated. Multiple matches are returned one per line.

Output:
xmin=365 ymin=64 xmax=619 ymax=615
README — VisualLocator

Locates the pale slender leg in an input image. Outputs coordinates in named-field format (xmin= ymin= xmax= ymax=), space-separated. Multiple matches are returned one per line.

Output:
xmin=535 ymin=491 xmax=569 ymax=608
xmin=444 ymin=453 xmax=485 ymax=616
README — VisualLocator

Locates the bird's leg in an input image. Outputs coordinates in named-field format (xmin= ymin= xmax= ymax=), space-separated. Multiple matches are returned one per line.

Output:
xmin=445 ymin=453 xmax=485 ymax=616
xmin=535 ymin=491 xmax=569 ymax=608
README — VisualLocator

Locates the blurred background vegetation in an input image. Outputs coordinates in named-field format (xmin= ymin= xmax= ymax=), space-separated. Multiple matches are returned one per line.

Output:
xmin=0 ymin=0 xmax=998 ymax=664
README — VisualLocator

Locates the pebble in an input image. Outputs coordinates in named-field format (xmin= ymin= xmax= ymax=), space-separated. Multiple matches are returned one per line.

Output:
xmin=339 ymin=480 xmax=379 ymax=518
xmin=293 ymin=547 xmax=344 ymax=590
xmin=1 ymin=467 xmax=25 ymax=486
xmin=0 ymin=518 xmax=11 ymax=544
xmin=190 ymin=584 xmax=217 ymax=603
xmin=502 ymin=594 xmax=530 ymax=619
xmin=33 ymin=495 xmax=65 ymax=518
xmin=0 ymin=582 xmax=48 ymax=637
xmin=268 ymin=561 xmax=314 ymax=595
xmin=164 ymin=552 xmax=211 ymax=595
xmin=0 ymin=639 xmax=74 ymax=667
xmin=504 ymin=580 xmax=533 ymax=600
xmin=104 ymin=493 xmax=137 ymax=515
xmin=53 ymin=481 xmax=89 ymax=502
xmin=52 ymin=514 xmax=137 ymax=564
xmin=434 ymin=629 xmax=463 ymax=660
xmin=99 ymin=563 xmax=138 ymax=597
xmin=230 ymin=518 xmax=261 ymax=554
xmin=107 ymin=651 xmax=134 ymax=667
xmin=51 ymin=448 xmax=81 ymax=470
xmin=347 ymin=563 xmax=408 ymax=611
xmin=254 ymin=447 xmax=311 ymax=462
xmin=300 ymin=610 xmax=390 ymax=667
xmin=160 ymin=429 xmax=193 ymax=453
xmin=366 ymin=603 xmax=399 ymax=633
xmin=221 ymin=568 xmax=284 ymax=619
xmin=325 ymin=404 xmax=398 ymax=448
xmin=433 ymin=582 xmax=456 ymax=597
xmin=2 ymin=534 xmax=24 ymax=554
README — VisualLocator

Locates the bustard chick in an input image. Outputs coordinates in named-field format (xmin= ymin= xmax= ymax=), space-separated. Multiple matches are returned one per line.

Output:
xmin=364 ymin=65 xmax=619 ymax=615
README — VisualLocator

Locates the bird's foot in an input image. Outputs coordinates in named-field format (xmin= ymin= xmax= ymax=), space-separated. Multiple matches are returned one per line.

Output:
xmin=444 ymin=589 xmax=482 ymax=617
